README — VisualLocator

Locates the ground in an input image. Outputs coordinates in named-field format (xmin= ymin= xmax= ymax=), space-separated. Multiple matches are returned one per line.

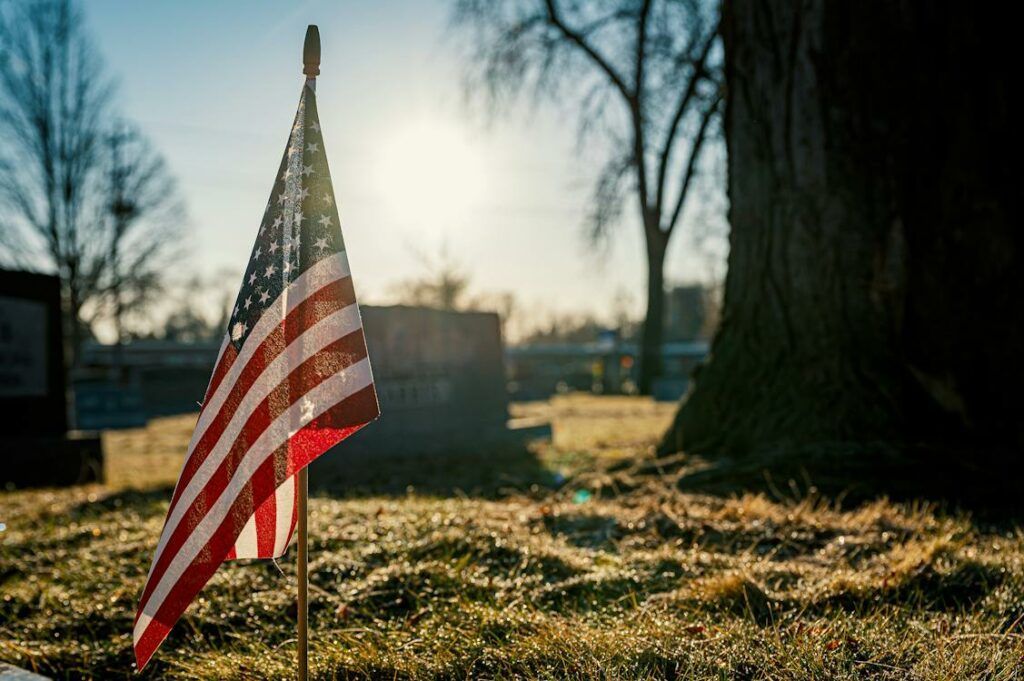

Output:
xmin=1 ymin=395 xmax=1022 ymax=680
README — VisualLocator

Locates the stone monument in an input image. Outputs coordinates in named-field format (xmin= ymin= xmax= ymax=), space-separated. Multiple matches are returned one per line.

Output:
xmin=311 ymin=305 xmax=514 ymax=483
xmin=0 ymin=269 xmax=102 ymax=487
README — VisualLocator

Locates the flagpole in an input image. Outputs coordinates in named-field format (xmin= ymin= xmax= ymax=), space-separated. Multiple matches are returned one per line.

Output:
xmin=297 ymin=466 xmax=309 ymax=681
xmin=298 ymin=25 xmax=320 ymax=681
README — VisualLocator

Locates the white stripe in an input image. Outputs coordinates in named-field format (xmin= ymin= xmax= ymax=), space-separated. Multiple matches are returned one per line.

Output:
xmin=233 ymin=514 xmax=258 ymax=557
xmin=273 ymin=477 xmax=296 ymax=556
xmin=135 ymin=358 xmax=373 ymax=643
xmin=189 ymin=252 xmax=350 ymax=449
xmin=146 ymin=302 xmax=362 ymax=577
xmin=230 ymin=475 xmax=295 ymax=559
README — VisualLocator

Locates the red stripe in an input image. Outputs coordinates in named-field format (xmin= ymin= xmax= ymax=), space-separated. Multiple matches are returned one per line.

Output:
xmin=251 ymin=453 xmax=278 ymax=556
xmin=235 ymin=434 xmax=294 ymax=558
xmin=138 ymin=329 xmax=370 ymax=610
xmin=133 ymin=391 xmax=375 ymax=670
xmin=290 ymin=474 xmax=298 ymax=542
xmin=288 ymin=384 xmax=380 ymax=468
xmin=226 ymin=444 xmax=295 ymax=560
xmin=167 ymin=276 xmax=355 ymax=512
xmin=253 ymin=470 xmax=277 ymax=556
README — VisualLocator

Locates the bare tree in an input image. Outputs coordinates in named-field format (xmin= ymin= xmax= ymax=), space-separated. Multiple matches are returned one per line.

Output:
xmin=158 ymin=273 xmax=232 ymax=344
xmin=388 ymin=245 xmax=473 ymax=311
xmin=101 ymin=123 xmax=185 ymax=348
xmin=0 ymin=0 xmax=183 ymax=367
xmin=388 ymin=244 xmax=525 ymax=340
xmin=452 ymin=0 xmax=722 ymax=393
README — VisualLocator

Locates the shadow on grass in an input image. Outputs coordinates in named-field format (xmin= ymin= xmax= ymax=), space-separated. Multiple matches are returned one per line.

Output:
xmin=808 ymin=558 xmax=1006 ymax=615
xmin=309 ymin=440 xmax=555 ymax=499
xmin=624 ymin=442 xmax=1024 ymax=520
xmin=537 ymin=512 xmax=625 ymax=550
xmin=68 ymin=485 xmax=175 ymax=517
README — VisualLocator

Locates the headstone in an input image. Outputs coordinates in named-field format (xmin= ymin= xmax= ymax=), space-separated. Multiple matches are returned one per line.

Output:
xmin=0 ymin=272 xmax=65 ymax=434
xmin=0 ymin=663 xmax=52 ymax=681
xmin=311 ymin=305 xmax=513 ymax=482
xmin=0 ymin=269 xmax=102 ymax=487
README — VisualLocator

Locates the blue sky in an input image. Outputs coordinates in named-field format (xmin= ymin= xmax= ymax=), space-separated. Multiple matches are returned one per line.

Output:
xmin=84 ymin=0 xmax=719 ymax=334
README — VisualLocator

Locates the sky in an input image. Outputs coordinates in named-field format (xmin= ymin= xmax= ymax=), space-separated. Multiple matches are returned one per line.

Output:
xmin=84 ymin=0 xmax=724 ymax=337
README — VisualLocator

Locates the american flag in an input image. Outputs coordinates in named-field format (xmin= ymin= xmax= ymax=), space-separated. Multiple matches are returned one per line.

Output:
xmin=133 ymin=79 xmax=379 ymax=669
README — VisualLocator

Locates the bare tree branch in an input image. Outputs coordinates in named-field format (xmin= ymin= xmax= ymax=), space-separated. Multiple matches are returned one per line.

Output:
xmin=588 ymin=149 xmax=633 ymax=244
xmin=542 ymin=0 xmax=634 ymax=102
xmin=632 ymin=0 xmax=654 ymax=221
xmin=654 ymin=20 xmax=718 ymax=218
xmin=664 ymin=90 xmax=721 ymax=235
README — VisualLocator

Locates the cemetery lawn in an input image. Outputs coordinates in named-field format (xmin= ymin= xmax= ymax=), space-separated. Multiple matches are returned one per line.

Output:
xmin=1 ymin=395 xmax=1023 ymax=680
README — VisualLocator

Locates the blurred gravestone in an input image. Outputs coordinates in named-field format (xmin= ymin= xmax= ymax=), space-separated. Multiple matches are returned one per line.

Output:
xmin=0 ymin=269 xmax=102 ymax=487
xmin=311 ymin=305 xmax=515 ymax=485
xmin=0 ymin=663 xmax=52 ymax=680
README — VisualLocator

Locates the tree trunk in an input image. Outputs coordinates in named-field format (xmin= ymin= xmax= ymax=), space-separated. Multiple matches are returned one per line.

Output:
xmin=663 ymin=1 xmax=1022 ymax=463
xmin=637 ymin=231 xmax=667 ymax=395
xmin=65 ymin=279 xmax=82 ymax=430
xmin=66 ymin=272 xmax=82 ymax=373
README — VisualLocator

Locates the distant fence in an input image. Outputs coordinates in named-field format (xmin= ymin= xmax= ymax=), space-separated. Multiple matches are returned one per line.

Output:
xmin=505 ymin=340 xmax=708 ymax=401
xmin=73 ymin=324 xmax=710 ymax=431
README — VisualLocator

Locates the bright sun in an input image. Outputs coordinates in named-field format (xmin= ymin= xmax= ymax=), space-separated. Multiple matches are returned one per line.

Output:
xmin=374 ymin=118 xmax=485 ymax=233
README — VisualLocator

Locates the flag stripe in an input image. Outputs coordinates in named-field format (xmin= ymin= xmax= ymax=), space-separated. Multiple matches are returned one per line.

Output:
xmin=167 ymin=274 xmax=356 ymax=514
xmin=148 ymin=296 xmax=361 ymax=581
xmin=134 ymin=359 xmax=373 ymax=649
xmin=234 ymin=513 xmax=258 ymax=557
xmin=254 ymin=481 xmax=277 ymax=556
xmin=228 ymin=462 xmax=297 ymax=560
xmin=138 ymin=323 xmax=368 ymax=610
xmin=187 ymin=252 xmax=351 ymax=458
xmin=249 ymin=451 xmax=280 ymax=558
xmin=272 ymin=476 xmax=297 ymax=556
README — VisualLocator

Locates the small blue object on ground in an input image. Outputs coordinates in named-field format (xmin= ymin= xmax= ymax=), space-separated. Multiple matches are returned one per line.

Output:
xmin=572 ymin=489 xmax=592 ymax=504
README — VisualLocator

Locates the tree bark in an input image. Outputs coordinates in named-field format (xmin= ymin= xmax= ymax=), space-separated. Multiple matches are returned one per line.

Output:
xmin=662 ymin=1 xmax=1022 ymax=462
xmin=638 ymin=230 xmax=667 ymax=395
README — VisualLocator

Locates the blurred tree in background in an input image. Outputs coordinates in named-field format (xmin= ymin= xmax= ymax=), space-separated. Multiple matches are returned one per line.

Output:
xmin=155 ymin=270 xmax=235 ymax=344
xmin=388 ymin=244 xmax=473 ymax=312
xmin=452 ymin=0 xmax=723 ymax=394
xmin=101 ymin=123 xmax=185 ymax=347
xmin=0 ymin=0 xmax=184 ymax=367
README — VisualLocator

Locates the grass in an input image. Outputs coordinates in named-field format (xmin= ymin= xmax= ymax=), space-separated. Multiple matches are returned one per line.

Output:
xmin=1 ymin=394 xmax=1023 ymax=679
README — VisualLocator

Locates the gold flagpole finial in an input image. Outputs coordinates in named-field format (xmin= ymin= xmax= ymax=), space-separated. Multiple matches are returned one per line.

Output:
xmin=303 ymin=25 xmax=320 ymax=77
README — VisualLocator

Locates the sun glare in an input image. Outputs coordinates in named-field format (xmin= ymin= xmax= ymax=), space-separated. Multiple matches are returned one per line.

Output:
xmin=374 ymin=119 xmax=486 ymax=233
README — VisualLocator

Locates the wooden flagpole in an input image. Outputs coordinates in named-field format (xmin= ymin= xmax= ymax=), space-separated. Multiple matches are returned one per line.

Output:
xmin=297 ymin=467 xmax=309 ymax=681
xmin=298 ymin=25 xmax=320 ymax=681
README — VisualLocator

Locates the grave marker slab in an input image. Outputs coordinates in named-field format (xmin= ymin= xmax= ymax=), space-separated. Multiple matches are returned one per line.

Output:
xmin=311 ymin=305 xmax=514 ymax=484
xmin=0 ymin=663 xmax=52 ymax=681
xmin=0 ymin=269 xmax=102 ymax=487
